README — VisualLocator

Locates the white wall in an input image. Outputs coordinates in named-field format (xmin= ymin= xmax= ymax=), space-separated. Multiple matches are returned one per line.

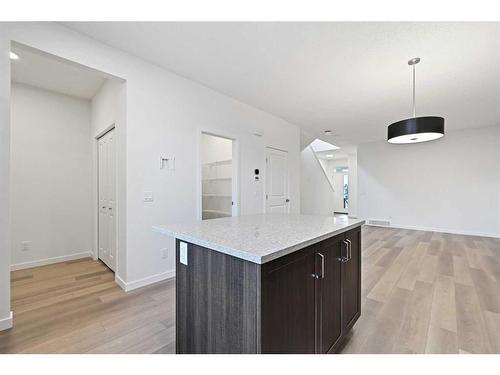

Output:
xmin=10 ymin=83 xmax=93 ymax=269
xmin=358 ymin=125 xmax=500 ymax=237
xmin=0 ymin=22 xmax=302 ymax=314
xmin=300 ymin=147 xmax=335 ymax=216
xmin=0 ymin=35 xmax=12 ymax=328
xmin=347 ymin=152 xmax=358 ymax=218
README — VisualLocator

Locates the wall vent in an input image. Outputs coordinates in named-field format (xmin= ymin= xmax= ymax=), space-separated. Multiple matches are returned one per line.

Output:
xmin=367 ymin=219 xmax=391 ymax=227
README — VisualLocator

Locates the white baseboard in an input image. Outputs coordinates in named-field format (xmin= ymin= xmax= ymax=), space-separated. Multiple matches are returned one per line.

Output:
xmin=10 ymin=251 xmax=93 ymax=271
xmin=0 ymin=311 xmax=13 ymax=331
xmin=365 ymin=222 xmax=500 ymax=239
xmin=115 ymin=274 xmax=127 ymax=291
xmin=116 ymin=270 xmax=175 ymax=292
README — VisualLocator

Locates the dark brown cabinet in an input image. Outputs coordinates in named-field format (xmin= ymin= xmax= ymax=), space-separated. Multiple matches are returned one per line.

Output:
xmin=176 ymin=226 xmax=362 ymax=354
xmin=315 ymin=236 xmax=343 ymax=353
xmin=261 ymin=248 xmax=316 ymax=353
xmin=342 ymin=227 xmax=362 ymax=333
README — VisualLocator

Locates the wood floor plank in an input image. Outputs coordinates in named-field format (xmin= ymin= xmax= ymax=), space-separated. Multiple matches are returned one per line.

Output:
xmin=375 ymin=247 xmax=403 ymax=268
xmin=454 ymin=283 xmax=491 ymax=353
xmin=483 ymin=310 xmax=500 ymax=352
xmin=394 ymin=281 xmax=434 ymax=353
xmin=425 ymin=325 xmax=459 ymax=353
xmin=429 ymin=275 xmax=457 ymax=333
xmin=437 ymin=252 xmax=454 ymax=277
xmin=120 ymin=325 xmax=175 ymax=354
xmin=366 ymin=246 xmax=413 ymax=303
xmin=397 ymin=242 xmax=428 ymax=291
xmin=453 ymin=256 xmax=474 ymax=286
xmin=416 ymin=254 xmax=439 ymax=284
xmin=86 ymin=322 xmax=168 ymax=354
xmin=469 ymin=268 xmax=500 ymax=314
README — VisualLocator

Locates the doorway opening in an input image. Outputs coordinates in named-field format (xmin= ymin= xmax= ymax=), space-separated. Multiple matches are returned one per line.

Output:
xmin=200 ymin=133 xmax=236 ymax=220
xmin=333 ymin=166 xmax=349 ymax=214
xmin=9 ymin=42 xmax=125 ymax=286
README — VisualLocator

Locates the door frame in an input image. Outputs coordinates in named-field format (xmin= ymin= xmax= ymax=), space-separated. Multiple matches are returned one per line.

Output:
xmin=264 ymin=146 xmax=290 ymax=213
xmin=196 ymin=129 xmax=240 ymax=220
xmin=94 ymin=124 xmax=116 ymax=270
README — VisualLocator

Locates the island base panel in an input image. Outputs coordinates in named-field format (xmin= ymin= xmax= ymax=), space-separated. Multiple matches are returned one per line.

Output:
xmin=175 ymin=225 xmax=361 ymax=354
xmin=176 ymin=240 xmax=261 ymax=354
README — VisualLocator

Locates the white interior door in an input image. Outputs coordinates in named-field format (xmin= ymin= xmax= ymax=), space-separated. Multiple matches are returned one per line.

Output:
xmin=98 ymin=129 xmax=116 ymax=271
xmin=265 ymin=147 xmax=290 ymax=213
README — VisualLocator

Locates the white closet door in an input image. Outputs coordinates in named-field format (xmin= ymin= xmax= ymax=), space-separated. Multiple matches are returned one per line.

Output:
xmin=265 ymin=147 xmax=290 ymax=213
xmin=98 ymin=129 xmax=116 ymax=271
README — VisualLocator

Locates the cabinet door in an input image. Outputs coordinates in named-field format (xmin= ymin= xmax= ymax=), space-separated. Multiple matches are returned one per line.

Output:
xmin=342 ymin=227 xmax=361 ymax=332
xmin=316 ymin=236 xmax=343 ymax=353
xmin=261 ymin=247 xmax=316 ymax=353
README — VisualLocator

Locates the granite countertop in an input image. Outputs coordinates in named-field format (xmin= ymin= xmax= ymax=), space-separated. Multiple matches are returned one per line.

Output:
xmin=153 ymin=214 xmax=365 ymax=264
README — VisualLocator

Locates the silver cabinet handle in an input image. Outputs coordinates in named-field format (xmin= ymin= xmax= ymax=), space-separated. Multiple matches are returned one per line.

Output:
xmin=316 ymin=252 xmax=325 ymax=279
xmin=342 ymin=240 xmax=349 ymax=262
xmin=345 ymin=239 xmax=352 ymax=261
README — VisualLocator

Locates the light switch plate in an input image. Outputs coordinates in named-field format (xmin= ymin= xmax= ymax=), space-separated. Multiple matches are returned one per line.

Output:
xmin=143 ymin=191 xmax=154 ymax=202
xmin=180 ymin=242 xmax=188 ymax=265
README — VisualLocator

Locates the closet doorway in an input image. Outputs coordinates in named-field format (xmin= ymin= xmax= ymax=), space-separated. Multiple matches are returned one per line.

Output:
xmin=200 ymin=133 xmax=237 ymax=220
xmin=97 ymin=128 xmax=116 ymax=271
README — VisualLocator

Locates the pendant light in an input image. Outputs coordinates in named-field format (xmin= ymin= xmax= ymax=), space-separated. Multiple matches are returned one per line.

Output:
xmin=387 ymin=58 xmax=444 ymax=144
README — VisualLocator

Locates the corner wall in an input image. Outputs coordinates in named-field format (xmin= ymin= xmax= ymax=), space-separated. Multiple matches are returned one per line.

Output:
xmin=0 ymin=36 xmax=12 ymax=328
xmin=10 ymin=83 xmax=93 ymax=269
xmin=300 ymin=147 xmax=335 ymax=216
xmin=358 ymin=125 xmax=500 ymax=237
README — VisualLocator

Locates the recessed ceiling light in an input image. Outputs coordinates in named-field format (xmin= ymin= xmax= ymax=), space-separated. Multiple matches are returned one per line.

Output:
xmin=326 ymin=154 xmax=334 ymax=158
xmin=9 ymin=52 xmax=19 ymax=60
xmin=324 ymin=130 xmax=332 ymax=135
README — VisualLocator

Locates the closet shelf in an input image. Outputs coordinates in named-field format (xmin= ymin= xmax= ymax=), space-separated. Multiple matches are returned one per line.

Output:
xmin=203 ymin=159 xmax=232 ymax=166
xmin=202 ymin=177 xmax=232 ymax=182
xmin=202 ymin=209 xmax=232 ymax=216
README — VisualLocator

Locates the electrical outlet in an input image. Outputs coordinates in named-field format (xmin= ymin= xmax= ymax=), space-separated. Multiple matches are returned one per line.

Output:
xmin=161 ymin=248 xmax=169 ymax=259
xmin=21 ymin=241 xmax=30 ymax=251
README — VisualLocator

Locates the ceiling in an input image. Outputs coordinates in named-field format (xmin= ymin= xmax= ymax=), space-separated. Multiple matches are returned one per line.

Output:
xmin=11 ymin=44 xmax=106 ymax=100
xmin=63 ymin=22 xmax=500 ymax=145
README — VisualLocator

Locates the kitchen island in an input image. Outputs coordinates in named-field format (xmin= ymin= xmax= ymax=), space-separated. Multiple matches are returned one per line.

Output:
xmin=154 ymin=214 xmax=365 ymax=354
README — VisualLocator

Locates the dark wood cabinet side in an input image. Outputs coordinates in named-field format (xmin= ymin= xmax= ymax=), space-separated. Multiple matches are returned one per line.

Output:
xmin=176 ymin=240 xmax=261 ymax=354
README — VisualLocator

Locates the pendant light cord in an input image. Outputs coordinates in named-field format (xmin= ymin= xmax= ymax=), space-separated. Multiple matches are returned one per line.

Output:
xmin=412 ymin=63 xmax=416 ymax=118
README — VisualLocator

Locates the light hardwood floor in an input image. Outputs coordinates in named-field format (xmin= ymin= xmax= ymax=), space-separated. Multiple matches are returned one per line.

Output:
xmin=339 ymin=225 xmax=500 ymax=354
xmin=1 ymin=226 xmax=499 ymax=354
xmin=0 ymin=258 xmax=175 ymax=354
